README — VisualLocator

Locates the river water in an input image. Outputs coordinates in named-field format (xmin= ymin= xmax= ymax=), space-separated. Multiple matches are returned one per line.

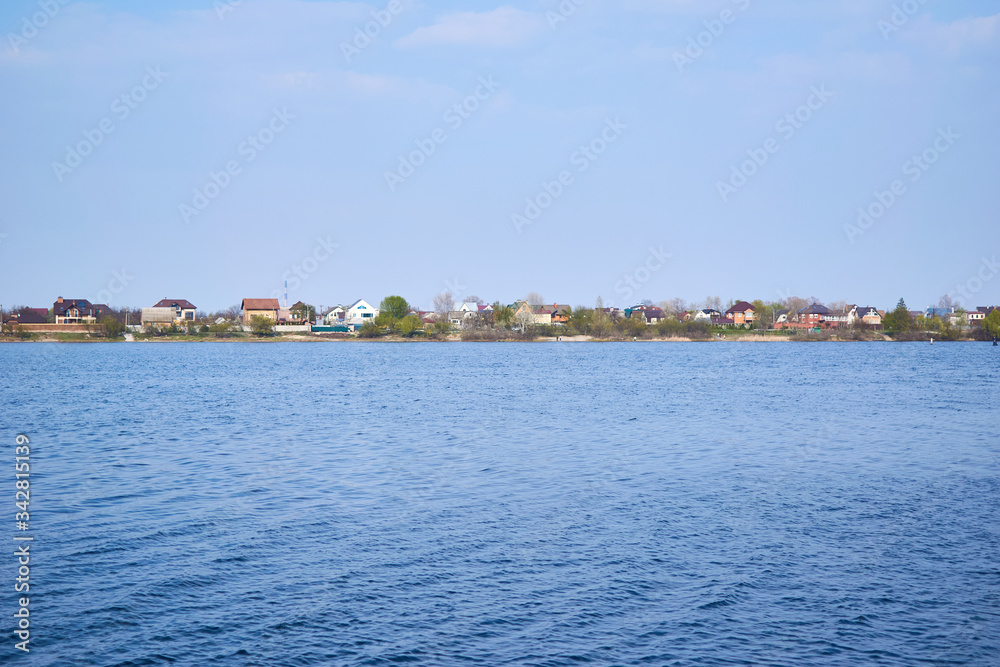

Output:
xmin=1 ymin=342 xmax=998 ymax=666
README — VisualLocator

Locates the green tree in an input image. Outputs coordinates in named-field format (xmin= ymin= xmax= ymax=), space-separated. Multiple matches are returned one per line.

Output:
xmin=621 ymin=313 xmax=647 ymax=337
xmin=249 ymin=315 xmax=274 ymax=336
xmin=98 ymin=315 xmax=125 ymax=339
xmin=492 ymin=302 xmax=514 ymax=329
xmin=398 ymin=314 xmax=423 ymax=338
xmin=883 ymin=299 xmax=912 ymax=335
xmin=568 ymin=306 xmax=592 ymax=335
xmin=208 ymin=321 xmax=232 ymax=337
xmin=984 ymin=309 xmax=1000 ymax=338
xmin=292 ymin=302 xmax=316 ymax=322
xmin=374 ymin=311 xmax=398 ymax=333
xmin=379 ymin=296 xmax=410 ymax=320
xmin=357 ymin=321 xmax=382 ymax=338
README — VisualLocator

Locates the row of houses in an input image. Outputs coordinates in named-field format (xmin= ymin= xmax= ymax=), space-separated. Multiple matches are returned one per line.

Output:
xmin=4 ymin=296 xmax=998 ymax=333
xmin=2 ymin=297 xmax=119 ymax=325
xmin=773 ymin=304 xmax=885 ymax=330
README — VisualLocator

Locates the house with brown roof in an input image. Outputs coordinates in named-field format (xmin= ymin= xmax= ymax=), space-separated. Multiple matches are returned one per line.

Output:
xmin=548 ymin=304 xmax=571 ymax=324
xmin=3 ymin=309 xmax=48 ymax=325
xmin=853 ymin=306 xmax=883 ymax=328
xmin=153 ymin=298 xmax=197 ymax=322
xmin=626 ymin=305 xmax=665 ymax=324
xmin=725 ymin=301 xmax=756 ymax=327
xmin=241 ymin=298 xmax=280 ymax=325
xmin=967 ymin=306 xmax=998 ymax=326
xmin=53 ymin=297 xmax=110 ymax=324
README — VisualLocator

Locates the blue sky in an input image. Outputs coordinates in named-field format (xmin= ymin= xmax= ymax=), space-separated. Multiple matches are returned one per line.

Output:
xmin=1 ymin=0 xmax=998 ymax=312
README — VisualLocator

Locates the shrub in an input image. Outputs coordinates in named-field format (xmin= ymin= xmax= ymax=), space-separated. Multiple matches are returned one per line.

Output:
xmin=249 ymin=315 xmax=274 ymax=336
xmin=357 ymin=321 xmax=383 ymax=338
xmin=98 ymin=315 xmax=125 ymax=339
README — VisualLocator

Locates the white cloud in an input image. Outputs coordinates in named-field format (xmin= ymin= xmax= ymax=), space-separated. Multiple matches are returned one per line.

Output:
xmin=902 ymin=13 xmax=1000 ymax=57
xmin=394 ymin=6 xmax=545 ymax=49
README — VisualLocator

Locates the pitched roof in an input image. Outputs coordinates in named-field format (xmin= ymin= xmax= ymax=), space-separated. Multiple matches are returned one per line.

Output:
xmin=53 ymin=298 xmax=89 ymax=315
xmin=726 ymin=301 xmax=755 ymax=314
xmin=7 ymin=311 xmax=47 ymax=324
xmin=799 ymin=303 xmax=830 ymax=315
xmin=53 ymin=298 xmax=107 ymax=318
xmin=241 ymin=298 xmax=280 ymax=311
xmin=154 ymin=298 xmax=196 ymax=310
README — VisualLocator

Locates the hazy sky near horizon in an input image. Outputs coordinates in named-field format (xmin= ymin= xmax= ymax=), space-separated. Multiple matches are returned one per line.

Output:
xmin=1 ymin=0 xmax=998 ymax=312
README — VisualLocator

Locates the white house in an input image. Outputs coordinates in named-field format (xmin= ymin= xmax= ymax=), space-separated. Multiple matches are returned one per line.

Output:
xmin=345 ymin=299 xmax=378 ymax=326
xmin=693 ymin=309 xmax=714 ymax=322
xmin=323 ymin=306 xmax=346 ymax=324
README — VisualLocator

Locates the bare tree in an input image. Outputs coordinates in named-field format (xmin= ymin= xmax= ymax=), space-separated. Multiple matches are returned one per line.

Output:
xmin=590 ymin=297 xmax=609 ymax=336
xmin=704 ymin=296 xmax=722 ymax=311
xmin=433 ymin=291 xmax=455 ymax=316
xmin=938 ymin=294 xmax=954 ymax=310
xmin=463 ymin=295 xmax=485 ymax=306
xmin=662 ymin=298 xmax=687 ymax=317
xmin=525 ymin=292 xmax=545 ymax=306
xmin=514 ymin=307 xmax=534 ymax=332
xmin=782 ymin=296 xmax=810 ymax=318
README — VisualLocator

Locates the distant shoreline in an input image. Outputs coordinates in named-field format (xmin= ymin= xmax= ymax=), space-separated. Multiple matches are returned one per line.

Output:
xmin=2 ymin=335 xmax=991 ymax=344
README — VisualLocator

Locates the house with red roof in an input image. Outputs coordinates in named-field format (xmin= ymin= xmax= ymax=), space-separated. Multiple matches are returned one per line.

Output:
xmin=241 ymin=298 xmax=280 ymax=325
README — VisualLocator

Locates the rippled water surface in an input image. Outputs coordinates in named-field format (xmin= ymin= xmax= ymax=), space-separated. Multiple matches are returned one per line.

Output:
xmin=2 ymin=342 xmax=998 ymax=666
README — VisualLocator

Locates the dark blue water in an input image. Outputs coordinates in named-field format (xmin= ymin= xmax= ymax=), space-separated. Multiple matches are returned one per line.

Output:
xmin=1 ymin=342 xmax=998 ymax=666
